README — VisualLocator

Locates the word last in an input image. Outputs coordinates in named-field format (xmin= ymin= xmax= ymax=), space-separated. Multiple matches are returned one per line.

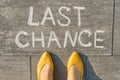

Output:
xmin=28 ymin=6 xmax=85 ymax=27
xmin=15 ymin=30 xmax=105 ymax=49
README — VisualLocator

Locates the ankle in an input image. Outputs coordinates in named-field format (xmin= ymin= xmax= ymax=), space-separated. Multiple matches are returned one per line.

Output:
xmin=67 ymin=65 xmax=80 ymax=80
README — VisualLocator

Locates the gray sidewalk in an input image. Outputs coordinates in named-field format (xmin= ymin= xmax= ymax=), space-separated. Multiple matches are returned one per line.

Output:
xmin=0 ymin=0 xmax=120 ymax=80
xmin=0 ymin=55 xmax=120 ymax=80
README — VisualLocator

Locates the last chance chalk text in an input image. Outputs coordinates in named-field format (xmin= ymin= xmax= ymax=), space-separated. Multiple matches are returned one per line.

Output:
xmin=15 ymin=6 xmax=106 ymax=49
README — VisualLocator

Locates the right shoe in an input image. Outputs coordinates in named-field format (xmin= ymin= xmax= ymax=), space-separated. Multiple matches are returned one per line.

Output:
xmin=67 ymin=51 xmax=84 ymax=80
xmin=37 ymin=51 xmax=54 ymax=80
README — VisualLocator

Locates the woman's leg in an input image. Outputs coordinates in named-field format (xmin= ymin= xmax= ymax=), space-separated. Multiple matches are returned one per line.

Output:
xmin=40 ymin=64 xmax=53 ymax=80
xmin=67 ymin=65 xmax=80 ymax=80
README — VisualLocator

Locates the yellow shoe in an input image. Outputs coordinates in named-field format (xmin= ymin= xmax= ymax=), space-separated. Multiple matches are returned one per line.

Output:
xmin=67 ymin=51 xmax=84 ymax=80
xmin=37 ymin=51 xmax=54 ymax=80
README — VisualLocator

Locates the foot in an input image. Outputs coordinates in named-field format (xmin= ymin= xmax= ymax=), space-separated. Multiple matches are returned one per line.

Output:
xmin=67 ymin=65 xmax=80 ymax=80
xmin=40 ymin=64 xmax=53 ymax=80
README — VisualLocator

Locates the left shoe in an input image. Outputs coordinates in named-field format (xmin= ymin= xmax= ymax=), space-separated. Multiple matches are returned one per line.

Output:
xmin=67 ymin=51 xmax=84 ymax=80
xmin=37 ymin=51 xmax=54 ymax=80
